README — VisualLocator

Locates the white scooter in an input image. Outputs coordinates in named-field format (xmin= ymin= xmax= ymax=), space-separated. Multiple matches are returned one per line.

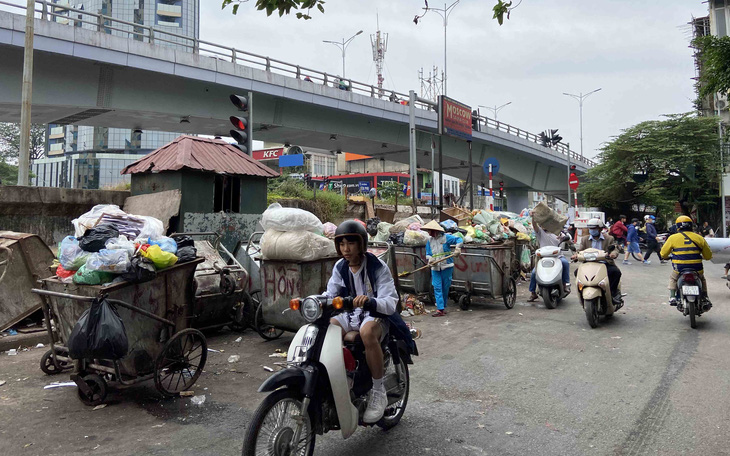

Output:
xmin=534 ymin=239 xmax=572 ymax=309
xmin=242 ymin=295 xmax=416 ymax=456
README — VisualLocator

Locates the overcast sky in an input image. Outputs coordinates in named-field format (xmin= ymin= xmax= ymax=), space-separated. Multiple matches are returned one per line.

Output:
xmin=202 ymin=1 xmax=706 ymax=160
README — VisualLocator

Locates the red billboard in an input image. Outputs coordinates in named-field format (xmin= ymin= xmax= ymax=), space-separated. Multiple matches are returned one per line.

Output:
xmin=438 ymin=95 xmax=472 ymax=141
xmin=252 ymin=148 xmax=284 ymax=161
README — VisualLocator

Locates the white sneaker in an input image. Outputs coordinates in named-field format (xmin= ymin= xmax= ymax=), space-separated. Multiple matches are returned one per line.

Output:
xmin=363 ymin=385 xmax=387 ymax=423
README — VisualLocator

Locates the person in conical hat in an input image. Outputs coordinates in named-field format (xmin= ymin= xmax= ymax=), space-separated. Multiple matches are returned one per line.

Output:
xmin=422 ymin=220 xmax=463 ymax=317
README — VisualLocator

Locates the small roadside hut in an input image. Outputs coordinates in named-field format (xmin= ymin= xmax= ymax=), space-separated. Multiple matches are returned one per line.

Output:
xmin=122 ymin=135 xmax=279 ymax=248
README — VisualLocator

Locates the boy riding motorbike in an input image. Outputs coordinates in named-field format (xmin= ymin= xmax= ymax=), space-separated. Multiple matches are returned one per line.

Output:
xmin=660 ymin=216 xmax=713 ymax=309
xmin=325 ymin=220 xmax=399 ymax=423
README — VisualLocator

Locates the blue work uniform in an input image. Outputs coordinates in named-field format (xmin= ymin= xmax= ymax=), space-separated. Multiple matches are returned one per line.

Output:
xmin=425 ymin=233 xmax=463 ymax=311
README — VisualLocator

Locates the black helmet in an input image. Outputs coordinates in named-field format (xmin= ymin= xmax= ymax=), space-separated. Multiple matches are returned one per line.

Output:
xmin=334 ymin=220 xmax=368 ymax=256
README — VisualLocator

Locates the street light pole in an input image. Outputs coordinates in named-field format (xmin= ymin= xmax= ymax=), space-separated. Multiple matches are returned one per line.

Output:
xmin=18 ymin=0 xmax=36 ymax=186
xmin=323 ymin=30 xmax=363 ymax=78
xmin=421 ymin=1 xmax=459 ymax=96
xmin=478 ymin=102 xmax=512 ymax=122
xmin=563 ymin=88 xmax=601 ymax=159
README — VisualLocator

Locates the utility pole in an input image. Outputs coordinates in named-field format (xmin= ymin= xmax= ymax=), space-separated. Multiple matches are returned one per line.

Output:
xmin=563 ymin=88 xmax=601 ymax=159
xmin=716 ymin=93 xmax=727 ymax=237
xmin=420 ymin=1 xmax=459 ymax=96
xmin=323 ymin=30 xmax=363 ymax=78
xmin=370 ymin=15 xmax=388 ymax=99
xmin=18 ymin=0 xmax=36 ymax=186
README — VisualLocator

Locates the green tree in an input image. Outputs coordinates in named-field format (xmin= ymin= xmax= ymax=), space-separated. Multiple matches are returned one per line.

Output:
xmin=583 ymin=114 xmax=721 ymax=222
xmin=0 ymin=123 xmax=46 ymax=162
xmin=221 ymin=0 xmax=515 ymax=24
xmin=692 ymin=35 xmax=730 ymax=101
xmin=0 ymin=161 xmax=18 ymax=185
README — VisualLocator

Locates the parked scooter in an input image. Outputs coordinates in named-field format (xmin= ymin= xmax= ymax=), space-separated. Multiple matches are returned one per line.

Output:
xmin=575 ymin=247 xmax=623 ymax=328
xmin=676 ymin=270 xmax=708 ymax=329
xmin=242 ymin=295 xmax=415 ymax=456
xmin=534 ymin=236 xmax=573 ymax=309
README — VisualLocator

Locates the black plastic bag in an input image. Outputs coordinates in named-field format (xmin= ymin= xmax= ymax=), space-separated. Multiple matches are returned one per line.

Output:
xmin=388 ymin=232 xmax=405 ymax=245
xmin=366 ymin=217 xmax=381 ymax=236
xmin=176 ymin=246 xmax=197 ymax=263
xmin=68 ymin=297 xmax=128 ymax=360
xmin=120 ymin=256 xmax=156 ymax=283
xmin=79 ymin=224 xmax=120 ymax=252
xmin=172 ymin=234 xmax=195 ymax=248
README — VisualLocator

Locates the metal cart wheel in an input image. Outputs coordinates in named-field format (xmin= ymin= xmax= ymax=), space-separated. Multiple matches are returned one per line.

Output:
xmin=77 ymin=374 xmax=107 ymax=406
xmin=232 ymin=290 xmax=261 ymax=332
xmin=154 ymin=328 xmax=207 ymax=397
xmin=255 ymin=302 xmax=284 ymax=341
xmin=503 ymin=278 xmax=517 ymax=309
xmin=40 ymin=347 xmax=72 ymax=375
xmin=458 ymin=294 xmax=471 ymax=310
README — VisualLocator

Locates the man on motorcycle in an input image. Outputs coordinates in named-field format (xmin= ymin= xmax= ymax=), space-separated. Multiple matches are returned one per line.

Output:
xmin=527 ymin=216 xmax=571 ymax=302
xmin=660 ymin=215 xmax=713 ymax=309
xmin=573 ymin=218 xmax=623 ymax=307
xmin=325 ymin=220 xmax=399 ymax=423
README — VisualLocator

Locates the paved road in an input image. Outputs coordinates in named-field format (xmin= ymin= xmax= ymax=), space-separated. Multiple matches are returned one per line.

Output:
xmin=1 ymin=260 xmax=729 ymax=456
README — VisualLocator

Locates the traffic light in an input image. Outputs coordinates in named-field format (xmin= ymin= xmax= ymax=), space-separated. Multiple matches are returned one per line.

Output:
xmin=499 ymin=181 xmax=504 ymax=197
xmin=570 ymin=164 xmax=577 ymax=170
xmin=539 ymin=129 xmax=562 ymax=147
xmin=229 ymin=93 xmax=252 ymax=155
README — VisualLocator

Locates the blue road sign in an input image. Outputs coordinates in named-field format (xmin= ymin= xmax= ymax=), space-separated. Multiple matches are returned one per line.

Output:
xmin=482 ymin=157 xmax=500 ymax=175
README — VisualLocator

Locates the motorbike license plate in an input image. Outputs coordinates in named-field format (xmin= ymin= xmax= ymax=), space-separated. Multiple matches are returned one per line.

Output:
xmin=682 ymin=285 xmax=699 ymax=296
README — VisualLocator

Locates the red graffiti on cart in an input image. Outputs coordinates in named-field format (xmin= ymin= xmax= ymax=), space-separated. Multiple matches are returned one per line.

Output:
xmin=262 ymin=265 xmax=302 ymax=301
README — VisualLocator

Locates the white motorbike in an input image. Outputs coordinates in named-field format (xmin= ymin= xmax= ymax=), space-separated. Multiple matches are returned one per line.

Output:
xmin=535 ymin=242 xmax=571 ymax=309
xmin=242 ymin=295 xmax=415 ymax=456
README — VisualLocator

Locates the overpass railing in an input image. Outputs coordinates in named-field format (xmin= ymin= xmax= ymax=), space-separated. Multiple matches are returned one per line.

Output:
xmin=0 ymin=0 xmax=596 ymax=168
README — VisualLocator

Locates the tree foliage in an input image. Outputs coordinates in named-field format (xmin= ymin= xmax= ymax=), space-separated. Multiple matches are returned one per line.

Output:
xmin=0 ymin=123 xmax=46 ymax=163
xmin=583 ymin=114 xmax=721 ymax=221
xmin=222 ymin=0 xmax=514 ymax=24
xmin=0 ymin=161 xmax=18 ymax=185
xmin=692 ymin=35 xmax=730 ymax=101
xmin=222 ymin=0 xmax=325 ymax=19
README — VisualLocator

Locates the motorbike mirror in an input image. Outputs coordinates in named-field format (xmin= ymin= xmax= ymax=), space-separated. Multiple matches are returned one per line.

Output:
xmin=607 ymin=244 xmax=616 ymax=253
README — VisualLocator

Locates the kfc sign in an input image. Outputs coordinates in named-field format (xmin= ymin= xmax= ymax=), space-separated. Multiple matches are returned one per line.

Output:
xmin=252 ymin=148 xmax=284 ymax=160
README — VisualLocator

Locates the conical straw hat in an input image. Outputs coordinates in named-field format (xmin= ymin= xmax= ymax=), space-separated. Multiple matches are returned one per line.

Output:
xmin=422 ymin=220 xmax=444 ymax=233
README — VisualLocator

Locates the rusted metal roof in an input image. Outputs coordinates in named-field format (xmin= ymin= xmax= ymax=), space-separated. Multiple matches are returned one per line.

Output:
xmin=121 ymin=135 xmax=279 ymax=178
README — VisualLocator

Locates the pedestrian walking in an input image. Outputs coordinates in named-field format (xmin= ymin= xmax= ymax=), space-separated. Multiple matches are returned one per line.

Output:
xmin=624 ymin=218 xmax=649 ymax=264
xmin=610 ymin=215 xmax=628 ymax=246
xmin=643 ymin=215 xmax=666 ymax=264
xmin=700 ymin=221 xmax=715 ymax=238
xmin=423 ymin=220 xmax=463 ymax=317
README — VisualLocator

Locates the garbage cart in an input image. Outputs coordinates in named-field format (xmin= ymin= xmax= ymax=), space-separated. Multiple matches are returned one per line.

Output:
xmin=450 ymin=244 xmax=516 ymax=310
xmin=32 ymin=258 xmax=206 ymax=406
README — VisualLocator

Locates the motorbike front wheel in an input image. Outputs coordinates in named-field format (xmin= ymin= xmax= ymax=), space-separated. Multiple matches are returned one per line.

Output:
xmin=688 ymin=299 xmax=697 ymax=329
xmin=585 ymin=298 xmax=599 ymax=328
xmin=541 ymin=287 xmax=557 ymax=309
xmin=242 ymin=389 xmax=315 ymax=456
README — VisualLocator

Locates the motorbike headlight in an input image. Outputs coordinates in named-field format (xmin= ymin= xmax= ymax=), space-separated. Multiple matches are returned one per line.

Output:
xmin=584 ymin=253 xmax=597 ymax=262
xmin=300 ymin=297 xmax=323 ymax=322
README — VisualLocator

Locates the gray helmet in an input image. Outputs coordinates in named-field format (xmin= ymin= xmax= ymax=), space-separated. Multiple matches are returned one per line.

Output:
xmin=587 ymin=218 xmax=604 ymax=229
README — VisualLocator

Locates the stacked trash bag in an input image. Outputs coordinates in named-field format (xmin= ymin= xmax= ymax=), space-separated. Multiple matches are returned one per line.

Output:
xmin=259 ymin=203 xmax=337 ymax=262
xmin=54 ymin=204 xmax=198 ymax=286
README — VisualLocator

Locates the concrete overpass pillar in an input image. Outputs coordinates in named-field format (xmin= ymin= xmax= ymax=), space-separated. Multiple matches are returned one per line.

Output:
xmin=507 ymin=189 xmax=530 ymax=213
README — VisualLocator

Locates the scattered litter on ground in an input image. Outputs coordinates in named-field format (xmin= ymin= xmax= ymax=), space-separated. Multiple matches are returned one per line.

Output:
xmin=92 ymin=404 xmax=107 ymax=411
xmin=44 ymin=381 xmax=76 ymax=389
xmin=518 ymin=313 xmax=523 ymax=316
xmin=35 ymin=343 xmax=45 ymax=348
xmin=179 ymin=390 xmax=195 ymax=397
xmin=263 ymin=366 xmax=274 ymax=372
xmin=268 ymin=352 xmax=287 ymax=358
xmin=151 ymin=424 xmax=165 ymax=428
xmin=505 ymin=431 xmax=514 ymax=435
xmin=0 ymin=380 xmax=5 ymax=387
xmin=7 ymin=349 xmax=17 ymax=356
xmin=611 ymin=336 xmax=622 ymax=339
xmin=191 ymin=395 xmax=206 ymax=406
xmin=234 ymin=337 xmax=242 ymax=343
xmin=93 ymin=444 xmax=100 ymax=450
xmin=4 ymin=329 xmax=18 ymax=336
xmin=24 ymin=443 xmax=33 ymax=448
xmin=227 ymin=355 xmax=240 ymax=363
xmin=207 ymin=348 xmax=222 ymax=353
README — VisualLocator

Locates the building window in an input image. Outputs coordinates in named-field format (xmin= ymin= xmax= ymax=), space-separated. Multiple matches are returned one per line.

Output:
xmin=214 ymin=175 xmax=241 ymax=213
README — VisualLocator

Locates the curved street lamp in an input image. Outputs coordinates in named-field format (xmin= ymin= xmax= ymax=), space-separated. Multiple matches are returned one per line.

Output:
xmin=323 ymin=30 xmax=363 ymax=78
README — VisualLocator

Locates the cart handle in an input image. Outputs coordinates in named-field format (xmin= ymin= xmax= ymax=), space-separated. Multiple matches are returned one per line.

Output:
xmin=30 ymin=288 xmax=176 ymax=327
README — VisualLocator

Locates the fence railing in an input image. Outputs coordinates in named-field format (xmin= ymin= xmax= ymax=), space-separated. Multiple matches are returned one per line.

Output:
xmin=0 ymin=0 xmax=596 ymax=168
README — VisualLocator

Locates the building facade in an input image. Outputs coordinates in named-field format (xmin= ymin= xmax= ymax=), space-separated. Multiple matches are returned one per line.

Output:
xmin=32 ymin=0 xmax=200 ymax=189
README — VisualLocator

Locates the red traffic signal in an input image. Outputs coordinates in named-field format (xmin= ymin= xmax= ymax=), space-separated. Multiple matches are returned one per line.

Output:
xmin=230 ymin=94 xmax=248 ymax=111
xmin=570 ymin=164 xmax=576 ymax=170
xmin=230 ymin=116 xmax=248 ymax=131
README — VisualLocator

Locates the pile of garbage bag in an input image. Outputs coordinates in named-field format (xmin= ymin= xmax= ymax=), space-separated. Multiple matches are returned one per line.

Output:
xmin=259 ymin=203 xmax=337 ymax=262
xmin=54 ymin=204 xmax=199 ymax=286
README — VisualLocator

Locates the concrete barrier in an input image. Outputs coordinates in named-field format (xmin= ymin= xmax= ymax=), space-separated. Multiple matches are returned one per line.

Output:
xmin=0 ymin=186 xmax=129 ymax=247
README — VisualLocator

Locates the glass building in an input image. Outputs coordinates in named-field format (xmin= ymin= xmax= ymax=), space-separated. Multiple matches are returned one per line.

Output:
xmin=33 ymin=0 xmax=200 ymax=189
